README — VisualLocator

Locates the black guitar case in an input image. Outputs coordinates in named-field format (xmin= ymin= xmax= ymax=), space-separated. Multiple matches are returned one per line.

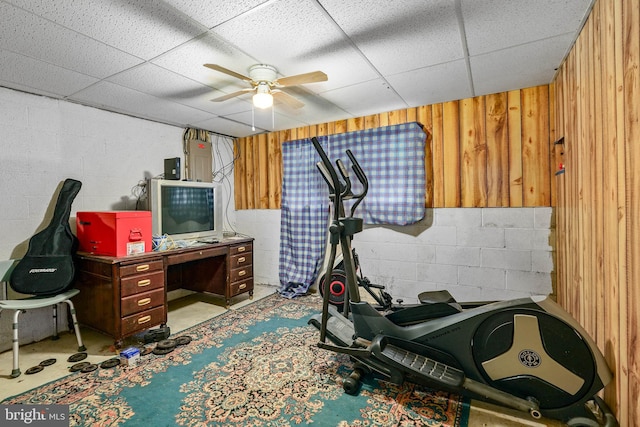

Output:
xmin=10 ymin=179 xmax=82 ymax=296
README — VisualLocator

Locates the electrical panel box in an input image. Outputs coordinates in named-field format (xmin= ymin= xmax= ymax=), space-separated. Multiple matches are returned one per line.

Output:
xmin=186 ymin=139 xmax=212 ymax=182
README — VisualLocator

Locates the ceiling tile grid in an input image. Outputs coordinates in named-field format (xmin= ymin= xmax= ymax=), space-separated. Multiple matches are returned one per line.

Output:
xmin=0 ymin=0 xmax=594 ymax=137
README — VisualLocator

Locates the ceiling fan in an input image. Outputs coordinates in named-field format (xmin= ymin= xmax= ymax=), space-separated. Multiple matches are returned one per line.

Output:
xmin=204 ymin=64 xmax=327 ymax=109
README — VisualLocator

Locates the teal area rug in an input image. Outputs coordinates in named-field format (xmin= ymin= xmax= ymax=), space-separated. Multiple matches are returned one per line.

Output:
xmin=2 ymin=293 xmax=469 ymax=426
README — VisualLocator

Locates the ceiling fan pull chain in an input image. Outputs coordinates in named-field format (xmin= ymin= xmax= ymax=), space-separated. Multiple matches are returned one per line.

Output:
xmin=251 ymin=104 xmax=256 ymax=131
xmin=272 ymin=105 xmax=275 ymax=129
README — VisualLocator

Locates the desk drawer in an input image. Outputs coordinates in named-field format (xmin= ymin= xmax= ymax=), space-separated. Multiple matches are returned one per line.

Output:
xmin=166 ymin=246 xmax=227 ymax=265
xmin=230 ymin=265 xmax=253 ymax=283
xmin=121 ymin=288 xmax=164 ymax=317
xmin=120 ymin=260 xmax=163 ymax=277
xmin=121 ymin=305 xmax=165 ymax=336
xmin=230 ymin=278 xmax=253 ymax=297
xmin=230 ymin=243 xmax=252 ymax=256
xmin=121 ymin=270 xmax=164 ymax=297
xmin=230 ymin=252 xmax=252 ymax=269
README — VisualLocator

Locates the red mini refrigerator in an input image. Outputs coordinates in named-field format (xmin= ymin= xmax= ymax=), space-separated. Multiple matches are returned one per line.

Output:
xmin=76 ymin=211 xmax=152 ymax=257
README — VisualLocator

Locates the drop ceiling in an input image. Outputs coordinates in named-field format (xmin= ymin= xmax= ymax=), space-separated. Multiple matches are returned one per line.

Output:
xmin=0 ymin=0 xmax=593 ymax=138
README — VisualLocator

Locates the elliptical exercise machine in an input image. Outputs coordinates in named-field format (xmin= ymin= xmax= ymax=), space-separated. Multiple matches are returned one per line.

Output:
xmin=315 ymin=156 xmax=393 ymax=312
xmin=308 ymin=136 xmax=617 ymax=426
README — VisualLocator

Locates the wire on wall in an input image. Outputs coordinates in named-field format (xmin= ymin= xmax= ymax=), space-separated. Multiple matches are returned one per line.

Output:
xmin=210 ymin=133 xmax=240 ymax=235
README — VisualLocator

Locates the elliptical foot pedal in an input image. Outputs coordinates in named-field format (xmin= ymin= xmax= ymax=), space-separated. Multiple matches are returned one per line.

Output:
xmin=370 ymin=336 xmax=465 ymax=389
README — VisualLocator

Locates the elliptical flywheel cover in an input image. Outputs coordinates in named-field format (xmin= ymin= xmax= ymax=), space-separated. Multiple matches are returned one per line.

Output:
xmin=70 ymin=361 xmax=92 ymax=372
xmin=100 ymin=358 xmax=121 ymax=369
xmin=39 ymin=358 xmax=57 ymax=367
xmin=156 ymin=339 xmax=177 ymax=350
xmin=67 ymin=352 xmax=88 ymax=363
xmin=175 ymin=336 xmax=192 ymax=346
xmin=25 ymin=365 xmax=44 ymax=375
xmin=152 ymin=346 xmax=174 ymax=355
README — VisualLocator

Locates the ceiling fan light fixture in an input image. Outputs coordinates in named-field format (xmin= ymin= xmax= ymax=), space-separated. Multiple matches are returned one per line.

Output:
xmin=253 ymin=84 xmax=273 ymax=109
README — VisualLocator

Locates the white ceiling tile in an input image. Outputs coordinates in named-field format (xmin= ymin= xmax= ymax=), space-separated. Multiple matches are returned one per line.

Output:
xmin=387 ymin=60 xmax=472 ymax=106
xmin=152 ymin=33 xmax=259 ymax=90
xmin=7 ymin=0 xmax=207 ymax=60
xmin=191 ymin=116 xmax=257 ymax=137
xmin=105 ymin=62 xmax=248 ymax=114
xmin=318 ymin=0 xmax=464 ymax=75
xmin=462 ymin=0 xmax=592 ymax=55
xmin=212 ymin=0 xmax=339 ymax=61
xmin=470 ymin=34 xmax=576 ymax=95
xmin=164 ymin=0 xmax=270 ymax=29
xmin=69 ymin=81 xmax=215 ymax=126
xmin=0 ymin=2 xmax=142 ymax=78
xmin=321 ymin=79 xmax=409 ymax=117
xmin=209 ymin=0 xmax=378 ymax=90
xmin=0 ymin=0 xmax=595 ymax=137
xmin=0 ymin=49 xmax=99 ymax=97
xmin=224 ymin=108 xmax=309 ymax=134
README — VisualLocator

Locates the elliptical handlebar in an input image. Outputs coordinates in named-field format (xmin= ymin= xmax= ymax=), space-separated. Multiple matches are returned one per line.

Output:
xmin=335 ymin=159 xmax=352 ymax=199
xmin=311 ymin=137 xmax=369 ymax=219
xmin=346 ymin=149 xmax=368 ymax=217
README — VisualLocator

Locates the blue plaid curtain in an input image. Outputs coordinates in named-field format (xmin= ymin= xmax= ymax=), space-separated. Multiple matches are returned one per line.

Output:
xmin=278 ymin=122 xmax=426 ymax=298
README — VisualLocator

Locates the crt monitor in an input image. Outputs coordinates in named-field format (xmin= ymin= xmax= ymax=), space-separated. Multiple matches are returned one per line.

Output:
xmin=147 ymin=179 xmax=223 ymax=242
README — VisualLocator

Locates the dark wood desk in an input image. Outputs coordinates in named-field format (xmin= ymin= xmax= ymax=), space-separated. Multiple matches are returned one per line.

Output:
xmin=72 ymin=237 xmax=253 ymax=346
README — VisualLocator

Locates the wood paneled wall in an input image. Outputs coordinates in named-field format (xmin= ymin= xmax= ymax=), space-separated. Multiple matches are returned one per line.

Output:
xmin=234 ymin=85 xmax=555 ymax=210
xmin=553 ymin=0 xmax=639 ymax=422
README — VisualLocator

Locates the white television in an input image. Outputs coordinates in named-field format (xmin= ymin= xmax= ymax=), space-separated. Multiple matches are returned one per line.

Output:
xmin=147 ymin=179 xmax=223 ymax=242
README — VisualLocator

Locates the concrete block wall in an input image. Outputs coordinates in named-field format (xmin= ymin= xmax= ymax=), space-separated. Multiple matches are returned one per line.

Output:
xmin=0 ymin=87 xmax=184 ymax=353
xmin=355 ymin=208 xmax=555 ymax=303
xmin=235 ymin=207 xmax=556 ymax=304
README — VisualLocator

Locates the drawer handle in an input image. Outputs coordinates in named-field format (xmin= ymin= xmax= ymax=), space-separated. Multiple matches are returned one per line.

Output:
xmin=137 ymin=279 xmax=151 ymax=287
xmin=237 ymin=246 xmax=246 ymax=252
xmin=136 ymin=264 xmax=150 ymax=272
xmin=137 ymin=298 xmax=151 ymax=306
xmin=239 ymin=283 xmax=247 ymax=290
xmin=238 ymin=270 xmax=247 ymax=277
xmin=238 ymin=256 xmax=246 ymax=263
xmin=137 ymin=315 xmax=151 ymax=324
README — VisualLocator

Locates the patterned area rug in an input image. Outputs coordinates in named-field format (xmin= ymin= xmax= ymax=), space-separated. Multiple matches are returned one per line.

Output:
xmin=2 ymin=293 xmax=469 ymax=426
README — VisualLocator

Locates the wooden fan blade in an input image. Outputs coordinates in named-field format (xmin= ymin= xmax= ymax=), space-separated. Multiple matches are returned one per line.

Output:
xmin=211 ymin=88 xmax=254 ymax=102
xmin=204 ymin=64 xmax=251 ymax=82
xmin=274 ymin=71 xmax=327 ymax=87
xmin=272 ymin=90 xmax=304 ymax=109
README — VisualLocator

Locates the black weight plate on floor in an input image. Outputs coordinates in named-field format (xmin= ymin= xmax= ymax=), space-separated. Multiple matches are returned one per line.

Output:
xmin=152 ymin=346 xmax=174 ymax=355
xmin=175 ymin=336 xmax=192 ymax=346
xmin=100 ymin=358 xmax=121 ymax=369
xmin=156 ymin=339 xmax=177 ymax=350
xmin=81 ymin=363 xmax=98 ymax=373
xmin=39 ymin=358 xmax=57 ymax=367
xmin=70 ymin=362 xmax=91 ymax=372
xmin=67 ymin=352 xmax=88 ymax=363
xmin=25 ymin=365 xmax=44 ymax=375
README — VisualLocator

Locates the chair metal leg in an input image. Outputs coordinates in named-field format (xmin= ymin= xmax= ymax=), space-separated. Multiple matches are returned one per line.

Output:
xmin=52 ymin=304 xmax=59 ymax=340
xmin=11 ymin=310 xmax=23 ymax=378
xmin=64 ymin=299 xmax=86 ymax=352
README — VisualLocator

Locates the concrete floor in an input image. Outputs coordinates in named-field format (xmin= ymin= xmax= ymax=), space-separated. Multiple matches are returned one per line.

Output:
xmin=0 ymin=284 xmax=563 ymax=426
